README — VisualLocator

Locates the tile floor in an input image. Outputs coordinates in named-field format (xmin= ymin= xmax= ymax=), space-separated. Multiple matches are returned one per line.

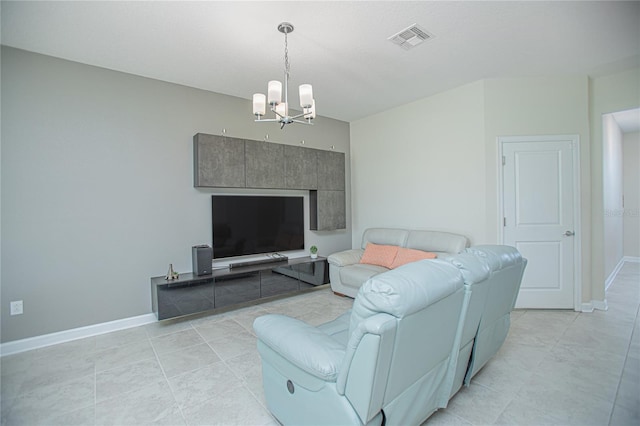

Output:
xmin=1 ymin=262 xmax=638 ymax=426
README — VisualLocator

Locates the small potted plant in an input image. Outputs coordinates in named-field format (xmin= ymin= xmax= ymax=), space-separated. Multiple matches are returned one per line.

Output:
xmin=310 ymin=245 xmax=318 ymax=259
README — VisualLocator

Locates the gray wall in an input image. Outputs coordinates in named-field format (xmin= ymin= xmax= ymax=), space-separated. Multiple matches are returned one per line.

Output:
xmin=0 ymin=47 xmax=351 ymax=342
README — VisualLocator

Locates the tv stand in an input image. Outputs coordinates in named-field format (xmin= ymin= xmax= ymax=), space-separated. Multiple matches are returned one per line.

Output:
xmin=151 ymin=256 xmax=329 ymax=320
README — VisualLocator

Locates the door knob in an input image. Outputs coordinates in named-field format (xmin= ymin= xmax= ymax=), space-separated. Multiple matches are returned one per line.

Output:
xmin=564 ymin=230 xmax=575 ymax=237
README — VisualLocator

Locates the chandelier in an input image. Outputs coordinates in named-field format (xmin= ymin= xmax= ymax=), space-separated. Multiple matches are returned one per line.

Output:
xmin=252 ymin=22 xmax=316 ymax=129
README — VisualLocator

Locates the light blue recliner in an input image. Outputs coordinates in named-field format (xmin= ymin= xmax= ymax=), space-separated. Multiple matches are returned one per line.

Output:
xmin=254 ymin=259 xmax=468 ymax=425
xmin=253 ymin=245 xmax=526 ymax=425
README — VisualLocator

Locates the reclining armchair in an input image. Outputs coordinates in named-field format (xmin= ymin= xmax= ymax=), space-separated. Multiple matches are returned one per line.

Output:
xmin=253 ymin=259 xmax=469 ymax=425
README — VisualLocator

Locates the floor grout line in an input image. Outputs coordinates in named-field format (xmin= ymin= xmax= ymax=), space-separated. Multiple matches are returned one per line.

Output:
xmin=608 ymin=300 xmax=640 ymax=426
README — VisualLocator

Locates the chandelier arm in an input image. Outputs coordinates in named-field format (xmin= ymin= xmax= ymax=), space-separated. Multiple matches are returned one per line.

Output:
xmin=289 ymin=112 xmax=311 ymax=120
xmin=291 ymin=119 xmax=314 ymax=125
xmin=271 ymin=106 xmax=286 ymax=119
xmin=254 ymin=118 xmax=312 ymax=125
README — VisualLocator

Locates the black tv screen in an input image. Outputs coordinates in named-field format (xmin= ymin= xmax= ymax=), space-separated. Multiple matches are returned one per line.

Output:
xmin=212 ymin=195 xmax=304 ymax=259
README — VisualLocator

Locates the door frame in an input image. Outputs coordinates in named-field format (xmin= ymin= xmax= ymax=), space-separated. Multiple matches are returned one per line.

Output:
xmin=497 ymin=135 xmax=582 ymax=311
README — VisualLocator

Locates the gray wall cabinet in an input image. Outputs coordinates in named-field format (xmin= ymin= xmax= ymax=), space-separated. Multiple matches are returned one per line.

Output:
xmin=317 ymin=150 xmax=346 ymax=191
xmin=194 ymin=133 xmax=345 ymax=230
xmin=193 ymin=134 xmax=245 ymax=187
xmin=284 ymin=145 xmax=318 ymax=189
xmin=245 ymin=140 xmax=285 ymax=188
xmin=310 ymin=190 xmax=347 ymax=231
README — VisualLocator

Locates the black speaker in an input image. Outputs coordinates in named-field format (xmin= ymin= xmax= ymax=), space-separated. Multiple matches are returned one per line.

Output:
xmin=192 ymin=245 xmax=213 ymax=276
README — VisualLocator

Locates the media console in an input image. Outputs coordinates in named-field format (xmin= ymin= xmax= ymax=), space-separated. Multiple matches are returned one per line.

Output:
xmin=151 ymin=256 xmax=329 ymax=320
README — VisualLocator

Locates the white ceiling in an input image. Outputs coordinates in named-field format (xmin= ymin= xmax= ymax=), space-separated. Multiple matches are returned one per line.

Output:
xmin=2 ymin=1 xmax=639 ymax=123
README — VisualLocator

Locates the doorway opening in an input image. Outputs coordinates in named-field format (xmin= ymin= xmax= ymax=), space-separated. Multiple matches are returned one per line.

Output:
xmin=602 ymin=108 xmax=640 ymax=288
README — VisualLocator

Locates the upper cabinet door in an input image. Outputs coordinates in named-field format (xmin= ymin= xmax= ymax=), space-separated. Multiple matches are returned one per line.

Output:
xmin=245 ymin=140 xmax=285 ymax=188
xmin=317 ymin=150 xmax=345 ymax=191
xmin=284 ymin=145 xmax=318 ymax=189
xmin=310 ymin=190 xmax=346 ymax=231
xmin=194 ymin=134 xmax=245 ymax=188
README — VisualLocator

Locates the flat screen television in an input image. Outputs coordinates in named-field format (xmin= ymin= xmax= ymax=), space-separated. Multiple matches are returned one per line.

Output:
xmin=212 ymin=195 xmax=304 ymax=259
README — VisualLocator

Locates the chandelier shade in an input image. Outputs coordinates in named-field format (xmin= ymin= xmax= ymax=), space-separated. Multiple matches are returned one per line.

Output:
xmin=253 ymin=22 xmax=315 ymax=128
xmin=267 ymin=81 xmax=282 ymax=105
xmin=252 ymin=94 xmax=266 ymax=116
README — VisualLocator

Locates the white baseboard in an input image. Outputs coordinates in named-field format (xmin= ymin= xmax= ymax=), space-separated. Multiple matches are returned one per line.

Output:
xmin=605 ymin=256 xmax=639 ymax=291
xmin=0 ymin=313 xmax=157 ymax=357
xmin=586 ymin=257 xmax=639 ymax=312
xmin=605 ymin=258 xmax=626 ymax=291
xmin=581 ymin=299 xmax=608 ymax=313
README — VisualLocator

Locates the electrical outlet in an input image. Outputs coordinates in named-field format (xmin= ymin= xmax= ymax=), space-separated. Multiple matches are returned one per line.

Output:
xmin=10 ymin=300 xmax=23 ymax=316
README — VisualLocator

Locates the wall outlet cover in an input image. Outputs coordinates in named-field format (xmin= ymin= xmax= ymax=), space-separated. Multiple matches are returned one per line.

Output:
xmin=10 ymin=300 xmax=23 ymax=316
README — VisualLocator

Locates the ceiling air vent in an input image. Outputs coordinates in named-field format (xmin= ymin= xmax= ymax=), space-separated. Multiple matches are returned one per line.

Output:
xmin=388 ymin=24 xmax=434 ymax=50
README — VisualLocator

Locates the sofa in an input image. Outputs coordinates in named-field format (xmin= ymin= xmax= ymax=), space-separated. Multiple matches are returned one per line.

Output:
xmin=328 ymin=228 xmax=469 ymax=297
xmin=253 ymin=245 xmax=526 ymax=425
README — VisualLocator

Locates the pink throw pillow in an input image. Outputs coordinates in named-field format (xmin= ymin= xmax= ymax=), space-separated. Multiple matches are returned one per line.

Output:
xmin=360 ymin=243 xmax=399 ymax=268
xmin=390 ymin=247 xmax=437 ymax=269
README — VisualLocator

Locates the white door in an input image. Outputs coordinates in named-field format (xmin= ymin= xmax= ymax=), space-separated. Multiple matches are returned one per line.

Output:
xmin=500 ymin=136 xmax=579 ymax=309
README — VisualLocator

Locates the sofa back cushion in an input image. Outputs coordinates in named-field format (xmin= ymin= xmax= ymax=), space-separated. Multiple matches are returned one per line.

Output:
xmin=359 ymin=228 xmax=469 ymax=255
xmin=406 ymin=230 xmax=469 ymax=255
xmin=361 ymin=228 xmax=409 ymax=249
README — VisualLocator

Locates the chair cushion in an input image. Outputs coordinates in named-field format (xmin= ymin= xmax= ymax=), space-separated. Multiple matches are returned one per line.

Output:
xmin=254 ymin=314 xmax=346 ymax=382
xmin=465 ymin=245 xmax=522 ymax=271
xmin=446 ymin=252 xmax=491 ymax=284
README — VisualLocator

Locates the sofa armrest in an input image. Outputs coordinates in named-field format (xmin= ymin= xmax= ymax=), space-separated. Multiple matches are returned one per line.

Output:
xmin=254 ymin=314 xmax=345 ymax=382
xmin=328 ymin=249 xmax=364 ymax=267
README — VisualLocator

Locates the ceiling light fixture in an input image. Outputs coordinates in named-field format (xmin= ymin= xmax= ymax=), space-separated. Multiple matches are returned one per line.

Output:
xmin=253 ymin=22 xmax=316 ymax=129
